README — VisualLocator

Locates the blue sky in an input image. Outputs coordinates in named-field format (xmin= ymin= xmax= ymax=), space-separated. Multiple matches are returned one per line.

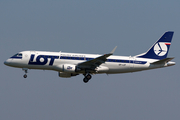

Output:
xmin=1 ymin=1 xmax=180 ymax=120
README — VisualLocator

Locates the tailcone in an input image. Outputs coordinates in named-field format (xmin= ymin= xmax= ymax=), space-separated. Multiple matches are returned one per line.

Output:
xmin=166 ymin=61 xmax=175 ymax=66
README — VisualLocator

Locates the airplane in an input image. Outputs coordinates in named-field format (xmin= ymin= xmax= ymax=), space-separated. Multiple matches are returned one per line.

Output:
xmin=4 ymin=31 xmax=175 ymax=83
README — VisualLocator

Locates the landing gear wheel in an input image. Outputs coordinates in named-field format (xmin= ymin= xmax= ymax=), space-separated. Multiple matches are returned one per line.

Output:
xmin=83 ymin=74 xmax=92 ymax=83
xmin=83 ymin=78 xmax=89 ymax=83
xmin=86 ymin=74 xmax=92 ymax=80
xmin=22 ymin=68 xmax=28 ymax=78
xmin=23 ymin=74 xmax=27 ymax=78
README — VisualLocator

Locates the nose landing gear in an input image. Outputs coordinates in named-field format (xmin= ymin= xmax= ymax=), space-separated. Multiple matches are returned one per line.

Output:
xmin=22 ymin=68 xmax=28 ymax=78
xmin=23 ymin=74 xmax=27 ymax=78
xmin=83 ymin=74 xmax=92 ymax=83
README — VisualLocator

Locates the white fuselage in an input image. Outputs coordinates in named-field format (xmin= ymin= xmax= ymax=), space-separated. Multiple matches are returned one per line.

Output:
xmin=4 ymin=51 xmax=175 ymax=75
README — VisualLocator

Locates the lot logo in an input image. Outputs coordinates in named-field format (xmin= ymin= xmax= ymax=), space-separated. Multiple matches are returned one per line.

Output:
xmin=28 ymin=54 xmax=59 ymax=65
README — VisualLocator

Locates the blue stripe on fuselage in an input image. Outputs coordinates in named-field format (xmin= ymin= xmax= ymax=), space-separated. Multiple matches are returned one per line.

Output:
xmin=60 ymin=56 xmax=147 ymax=64
xmin=10 ymin=56 xmax=22 ymax=59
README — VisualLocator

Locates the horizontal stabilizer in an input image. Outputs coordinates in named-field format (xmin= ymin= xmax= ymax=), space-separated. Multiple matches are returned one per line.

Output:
xmin=151 ymin=57 xmax=174 ymax=64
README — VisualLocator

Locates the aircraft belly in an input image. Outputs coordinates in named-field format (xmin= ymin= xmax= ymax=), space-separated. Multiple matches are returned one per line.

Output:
xmin=105 ymin=63 xmax=130 ymax=73
xmin=105 ymin=62 xmax=150 ymax=74
xmin=26 ymin=64 xmax=54 ymax=70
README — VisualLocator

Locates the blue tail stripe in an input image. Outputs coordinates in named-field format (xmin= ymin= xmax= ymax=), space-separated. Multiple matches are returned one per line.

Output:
xmin=138 ymin=31 xmax=174 ymax=60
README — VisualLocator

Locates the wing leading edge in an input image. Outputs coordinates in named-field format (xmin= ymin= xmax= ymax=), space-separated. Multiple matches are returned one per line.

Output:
xmin=77 ymin=46 xmax=117 ymax=70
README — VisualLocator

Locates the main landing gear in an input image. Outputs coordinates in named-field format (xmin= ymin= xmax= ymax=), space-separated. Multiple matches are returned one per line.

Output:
xmin=83 ymin=74 xmax=92 ymax=83
xmin=22 ymin=68 xmax=28 ymax=78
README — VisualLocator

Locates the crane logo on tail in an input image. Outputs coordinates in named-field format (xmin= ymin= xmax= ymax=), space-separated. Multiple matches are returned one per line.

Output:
xmin=154 ymin=42 xmax=170 ymax=56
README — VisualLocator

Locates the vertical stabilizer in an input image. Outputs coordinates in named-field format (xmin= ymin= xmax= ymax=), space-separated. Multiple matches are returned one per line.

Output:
xmin=137 ymin=31 xmax=174 ymax=59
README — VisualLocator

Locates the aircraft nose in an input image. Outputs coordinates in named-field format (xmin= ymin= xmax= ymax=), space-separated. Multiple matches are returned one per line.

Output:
xmin=4 ymin=59 xmax=11 ymax=66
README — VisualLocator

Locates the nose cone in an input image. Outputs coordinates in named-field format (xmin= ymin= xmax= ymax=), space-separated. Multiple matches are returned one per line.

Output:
xmin=4 ymin=59 xmax=11 ymax=66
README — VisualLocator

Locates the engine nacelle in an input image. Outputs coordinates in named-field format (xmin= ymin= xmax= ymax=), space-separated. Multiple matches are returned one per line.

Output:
xmin=55 ymin=64 xmax=77 ymax=73
xmin=63 ymin=64 xmax=76 ymax=72
xmin=58 ymin=72 xmax=78 ymax=78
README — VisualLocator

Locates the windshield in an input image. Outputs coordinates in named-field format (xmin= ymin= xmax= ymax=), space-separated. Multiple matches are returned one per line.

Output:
xmin=11 ymin=53 xmax=23 ymax=59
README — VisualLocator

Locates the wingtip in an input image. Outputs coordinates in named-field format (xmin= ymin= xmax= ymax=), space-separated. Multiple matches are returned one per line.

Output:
xmin=110 ymin=46 xmax=117 ymax=54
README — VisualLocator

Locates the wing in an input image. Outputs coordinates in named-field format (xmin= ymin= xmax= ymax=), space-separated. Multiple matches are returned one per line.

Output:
xmin=77 ymin=46 xmax=117 ymax=70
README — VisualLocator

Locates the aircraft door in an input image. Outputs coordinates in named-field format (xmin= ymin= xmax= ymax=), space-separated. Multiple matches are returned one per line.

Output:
xmin=23 ymin=51 xmax=32 ymax=61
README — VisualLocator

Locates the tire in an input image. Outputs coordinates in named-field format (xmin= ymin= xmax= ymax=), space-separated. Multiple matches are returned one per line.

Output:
xmin=83 ymin=78 xmax=89 ymax=83
xmin=86 ymin=74 xmax=92 ymax=80
xmin=23 ymin=74 xmax=27 ymax=78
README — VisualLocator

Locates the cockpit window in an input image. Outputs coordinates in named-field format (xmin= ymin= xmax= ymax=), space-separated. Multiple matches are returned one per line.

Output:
xmin=11 ymin=53 xmax=23 ymax=59
xmin=14 ymin=53 xmax=22 ymax=57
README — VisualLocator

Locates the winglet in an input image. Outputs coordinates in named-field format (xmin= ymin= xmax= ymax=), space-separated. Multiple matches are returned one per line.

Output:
xmin=110 ymin=46 xmax=117 ymax=54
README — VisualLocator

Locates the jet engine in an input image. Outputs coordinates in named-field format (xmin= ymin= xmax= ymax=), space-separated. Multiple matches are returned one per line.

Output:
xmin=63 ymin=64 xmax=76 ymax=72
xmin=55 ymin=64 xmax=77 ymax=73
xmin=58 ymin=72 xmax=79 ymax=78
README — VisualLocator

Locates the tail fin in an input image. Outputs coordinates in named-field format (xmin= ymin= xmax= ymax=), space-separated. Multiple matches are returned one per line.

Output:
xmin=137 ymin=31 xmax=174 ymax=59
